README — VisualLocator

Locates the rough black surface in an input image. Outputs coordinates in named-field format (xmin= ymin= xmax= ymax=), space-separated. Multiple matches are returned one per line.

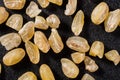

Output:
xmin=0 ymin=0 xmax=120 ymax=80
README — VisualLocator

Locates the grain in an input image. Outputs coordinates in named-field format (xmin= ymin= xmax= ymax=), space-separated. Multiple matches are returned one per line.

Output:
xmin=65 ymin=0 xmax=77 ymax=16
xmin=26 ymin=1 xmax=42 ymax=18
xmin=91 ymin=2 xmax=109 ymax=25
xmin=71 ymin=52 xmax=85 ymax=64
xmin=46 ymin=14 xmax=60 ymax=29
xmin=84 ymin=56 xmax=99 ymax=72
xmin=18 ymin=72 xmax=37 ymax=80
xmin=0 ymin=63 xmax=1 ymax=74
xmin=48 ymin=29 xmax=64 ymax=53
xmin=71 ymin=10 xmax=84 ymax=36
xmin=105 ymin=50 xmax=120 ymax=65
xmin=34 ymin=31 xmax=50 ymax=53
xmin=6 ymin=14 xmax=23 ymax=31
xmin=25 ymin=41 xmax=40 ymax=64
xmin=61 ymin=58 xmax=79 ymax=78
xmin=0 ymin=7 xmax=9 ymax=24
xmin=48 ymin=0 xmax=63 ymax=6
xmin=81 ymin=73 xmax=95 ymax=80
xmin=19 ymin=21 xmax=35 ymax=42
xmin=4 ymin=0 xmax=26 ymax=10
xmin=40 ymin=64 xmax=55 ymax=80
xmin=37 ymin=0 xmax=49 ymax=8
xmin=66 ymin=36 xmax=90 ymax=53
xmin=0 ymin=33 xmax=21 ymax=50
xmin=3 ymin=48 xmax=25 ymax=66
xmin=89 ymin=41 xmax=104 ymax=59
xmin=104 ymin=9 xmax=120 ymax=32
xmin=35 ymin=16 xmax=48 ymax=30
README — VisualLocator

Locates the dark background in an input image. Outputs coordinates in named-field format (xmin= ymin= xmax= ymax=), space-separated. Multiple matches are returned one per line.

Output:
xmin=0 ymin=0 xmax=120 ymax=80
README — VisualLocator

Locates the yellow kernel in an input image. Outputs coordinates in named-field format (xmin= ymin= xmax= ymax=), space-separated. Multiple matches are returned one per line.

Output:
xmin=81 ymin=73 xmax=95 ymax=80
xmin=39 ymin=64 xmax=55 ymax=80
xmin=4 ymin=0 xmax=26 ymax=10
xmin=18 ymin=72 xmax=37 ymax=80
xmin=71 ymin=52 xmax=85 ymax=64
xmin=3 ymin=48 xmax=25 ymax=66
xmin=89 ymin=41 xmax=104 ymax=59
xmin=6 ymin=14 xmax=23 ymax=31
xmin=25 ymin=41 xmax=40 ymax=64
xmin=48 ymin=0 xmax=63 ymax=6
xmin=64 ymin=0 xmax=77 ymax=16
xmin=37 ymin=0 xmax=50 ymax=8
xmin=61 ymin=58 xmax=79 ymax=78
xmin=91 ymin=2 xmax=109 ymax=25
xmin=0 ymin=7 xmax=9 ymax=24
xmin=71 ymin=10 xmax=84 ymax=36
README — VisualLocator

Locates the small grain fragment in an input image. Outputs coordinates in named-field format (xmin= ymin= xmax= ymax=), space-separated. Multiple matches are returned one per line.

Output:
xmin=89 ymin=41 xmax=104 ymax=59
xmin=81 ymin=73 xmax=95 ymax=80
xmin=35 ymin=16 xmax=48 ymax=30
xmin=104 ymin=9 xmax=120 ymax=32
xmin=84 ymin=56 xmax=99 ymax=72
xmin=37 ymin=0 xmax=49 ymax=8
xmin=66 ymin=36 xmax=90 ymax=53
xmin=18 ymin=72 xmax=37 ymax=80
xmin=0 ymin=33 xmax=21 ymax=50
xmin=46 ymin=14 xmax=60 ymax=29
xmin=3 ymin=48 xmax=25 ymax=66
xmin=25 ymin=41 xmax=40 ymax=64
xmin=40 ymin=64 xmax=55 ymax=80
xmin=61 ymin=58 xmax=79 ymax=78
xmin=0 ymin=63 xmax=1 ymax=74
xmin=6 ymin=14 xmax=23 ymax=31
xmin=105 ymin=50 xmax=120 ymax=65
xmin=19 ymin=21 xmax=35 ymax=42
xmin=26 ymin=1 xmax=42 ymax=18
xmin=91 ymin=2 xmax=109 ymax=25
xmin=71 ymin=10 xmax=84 ymax=36
xmin=48 ymin=0 xmax=63 ymax=6
xmin=4 ymin=0 xmax=26 ymax=10
xmin=34 ymin=31 xmax=50 ymax=53
xmin=65 ymin=0 xmax=77 ymax=16
xmin=0 ymin=7 xmax=9 ymax=24
xmin=49 ymin=29 xmax=64 ymax=53
xmin=71 ymin=52 xmax=85 ymax=64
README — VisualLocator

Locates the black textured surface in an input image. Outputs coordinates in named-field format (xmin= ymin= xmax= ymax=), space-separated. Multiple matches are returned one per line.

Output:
xmin=0 ymin=0 xmax=120 ymax=80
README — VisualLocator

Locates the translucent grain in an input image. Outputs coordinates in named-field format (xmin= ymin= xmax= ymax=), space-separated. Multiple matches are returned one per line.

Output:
xmin=71 ymin=52 xmax=85 ymax=64
xmin=26 ymin=1 xmax=42 ymax=18
xmin=66 ymin=36 xmax=90 ymax=52
xmin=18 ymin=72 xmax=37 ymax=80
xmin=81 ymin=73 xmax=95 ymax=80
xmin=48 ymin=0 xmax=63 ymax=6
xmin=0 ymin=7 xmax=9 ymax=24
xmin=61 ymin=58 xmax=79 ymax=78
xmin=84 ymin=56 xmax=99 ymax=72
xmin=40 ymin=64 xmax=55 ymax=80
xmin=64 ymin=0 xmax=77 ymax=16
xmin=48 ymin=29 xmax=64 ymax=53
xmin=35 ymin=16 xmax=48 ymax=30
xmin=89 ymin=41 xmax=104 ymax=59
xmin=4 ymin=0 xmax=26 ymax=10
xmin=3 ymin=48 xmax=25 ymax=66
xmin=104 ymin=9 xmax=120 ymax=32
xmin=91 ymin=2 xmax=109 ymax=25
xmin=0 ymin=63 xmax=1 ymax=74
xmin=105 ymin=50 xmax=120 ymax=65
xmin=19 ymin=21 xmax=35 ymax=42
xmin=25 ymin=41 xmax=40 ymax=64
xmin=37 ymin=0 xmax=49 ymax=8
xmin=34 ymin=31 xmax=50 ymax=53
xmin=46 ymin=14 xmax=60 ymax=28
xmin=71 ymin=10 xmax=84 ymax=36
xmin=0 ymin=33 xmax=21 ymax=50
xmin=6 ymin=14 xmax=23 ymax=31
